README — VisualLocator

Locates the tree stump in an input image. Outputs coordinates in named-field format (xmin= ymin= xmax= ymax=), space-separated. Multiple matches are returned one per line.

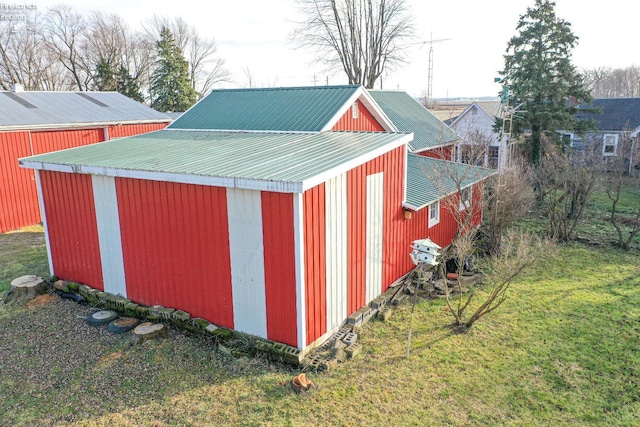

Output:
xmin=291 ymin=373 xmax=315 ymax=393
xmin=133 ymin=322 xmax=169 ymax=343
xmin=4 ymin=275 xmax=47 ymax=303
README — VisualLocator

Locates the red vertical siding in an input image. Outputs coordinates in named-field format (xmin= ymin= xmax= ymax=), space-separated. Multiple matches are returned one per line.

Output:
xmin=116 ymin=178 xmax=234 ymax=329
xmin=303 ymin=183 xmax=326 ymax=345
xmin=346 ymin=145 xmax=406 ymax=313
xmin=347 ymin=166 xmax=366 ymax=313
xmin=332 ymin=100 xmax=385 ymax=132
xmin=40 ymin=171 xmax=104 ymax=289
xmin=31 ymin=129 xmax=104 ymax=155
xmin=0 ymin=132 xmax=39 ymax=233
xmin=418 ymin=144 xmax=454 ymax=161
xmin=108 ymin=122 xmax=168 ymax=139
xmin=1 ymin=124 xmax=167 ymax=233
xmin=379 ymin=146 xmax=408 ymax=288
xmin=261 ymin=192 xmax=298 ymax=346
xmin=399 ymin=183 xmax=484 ymax=278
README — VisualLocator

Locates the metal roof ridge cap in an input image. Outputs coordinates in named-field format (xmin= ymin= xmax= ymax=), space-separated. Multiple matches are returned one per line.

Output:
xmin=359 ymin=89 xmax=399 ymax=132
xmin=0 ymin=119 xmax=171 ymax=132
xmin=162 ymin=128 xmax=320 ymax=134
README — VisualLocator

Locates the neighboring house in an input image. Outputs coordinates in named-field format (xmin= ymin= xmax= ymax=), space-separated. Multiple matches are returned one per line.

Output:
xmin=448 ymin=101 xmax=508 ymax=170
xmin=0 ymin=88 xmax=172 ymax=233
xmin=570 ymin=98 xmax=640 ymax=170
xmin=20 ymin=85 xmax=492 ymax=352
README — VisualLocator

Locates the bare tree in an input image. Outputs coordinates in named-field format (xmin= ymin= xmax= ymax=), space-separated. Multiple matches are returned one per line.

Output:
xmin=42 ymin=4 xmax=92 ymax=90
xmin=293 ymin=0 xmax=414 ymax=88
xmin=0 ymin=11 xmax=64 ymax=91
xmin=584 ymin=65 xmax=640 ymax=99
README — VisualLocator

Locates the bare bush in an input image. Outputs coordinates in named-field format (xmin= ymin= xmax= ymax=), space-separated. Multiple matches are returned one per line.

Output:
xmin=482 ymin=160 xmax=534 ymax=255
xmin=536 ymin=141 xmax=601 ymax=241
xmin=443 ymin=229 xmax=552 ymax=330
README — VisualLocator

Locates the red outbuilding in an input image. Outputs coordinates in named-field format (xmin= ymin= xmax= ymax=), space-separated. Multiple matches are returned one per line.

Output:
xmin=0 ymin=88 xmax=171 ymax=233
xmin=20 ymin=85 xmax=493 ymax=351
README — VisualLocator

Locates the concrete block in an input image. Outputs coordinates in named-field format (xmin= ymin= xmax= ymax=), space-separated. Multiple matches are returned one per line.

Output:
xmin=271 ymin=342 xmax=287 ymax=355
xmin=255 ymin=340 xmax=274 ymax=353
xmin=96 ymin=292 xmax=107 ymax=304
xmin=78 ymin=285 xmax=91 ymax=298
xmin=306 ymin=355 xmax=327 ymax=371
xmin=345 ymin=343 xmax=362 ymax=359
xmin=282 ymin=345 xmax=303 ymax=365
xmin=348 ymin=306 xmax=373 ymax=326
xmin=212 ymin=328 xmax=232 ymax=340
xmin=370 ymin=294 xmax=388 ymax=310
xmin=342 ymin=332 xmax=358 ymax=346
xmin=124 ymin=302 xmax=139 ymax=316
xmin=172 ymin=309 xmax=190 ymax=325
xmin=377 ymin=307 xmax=393 ymax=322
xmin=204 ymin=323 xmax=219 ymax=334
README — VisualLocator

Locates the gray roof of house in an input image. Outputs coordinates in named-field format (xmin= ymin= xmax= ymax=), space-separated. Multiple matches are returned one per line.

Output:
xmin=168 ymin=85 xmax=362 ymax=132
xmin=405 ymin=153 xmax=495 ymax=209
xmin=0 ymin=91 xmax=171 ymax=130
xmin=575 ymin=98 xmax=640 ymax=132
xmin=369 ymin=90 xmax=459 ymax=152
xmin=21 ymin=129 xmax=411 ymax=193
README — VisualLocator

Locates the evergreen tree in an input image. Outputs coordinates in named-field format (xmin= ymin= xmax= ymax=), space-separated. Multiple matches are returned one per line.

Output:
xmin=500 ymin=0 xmax=592 ymax=165
xmin=116 ymin=65 xmax=144 ymax=103
xmin=94 ymin=59 xmax=117 ymax=91
xmin=150 ymin=27 xmax=197 ymax=112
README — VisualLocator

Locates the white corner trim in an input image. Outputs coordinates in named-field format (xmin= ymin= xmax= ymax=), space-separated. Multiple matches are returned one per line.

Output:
xmin=293 ymin=193 xmax=306 ymax=349
xmin=34 ymin=171 xmax=54 ymax=277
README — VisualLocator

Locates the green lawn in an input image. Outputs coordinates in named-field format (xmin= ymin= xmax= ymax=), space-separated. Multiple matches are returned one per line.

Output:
xmin=1 ymin=226 xmax=639 ymax=425
xmin=0 ymin=225 xmax=48 ymax=294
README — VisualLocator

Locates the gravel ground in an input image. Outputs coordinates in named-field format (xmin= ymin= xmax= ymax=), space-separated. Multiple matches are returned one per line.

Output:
xmin=0 ymin=292 xmax=282 ymax=427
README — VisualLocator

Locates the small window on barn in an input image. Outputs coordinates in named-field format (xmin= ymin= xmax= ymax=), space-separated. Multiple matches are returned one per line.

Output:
xmin=459 ymin=187 xmax=471 ymax=211
xmin=428 ymin=200 xmax=440 ymax=228
xmin=488 ymin=146 xmax=499 ymax=169
xmin=352 ymin=101 xmax=359 ymax=119
xmin=602 ymin=134 xmax=618 ymax=156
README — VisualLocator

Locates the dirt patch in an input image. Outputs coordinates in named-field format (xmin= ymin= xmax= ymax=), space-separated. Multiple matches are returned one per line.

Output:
xmin=26 ymin=293 xmax=58 ymax=309
xmin=97 ymin=351 xmax=124 ymax=369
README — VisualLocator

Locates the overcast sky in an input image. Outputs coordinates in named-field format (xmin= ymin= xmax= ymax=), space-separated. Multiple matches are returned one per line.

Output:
xmin=29 ymin=0 xmax=639 ymax=99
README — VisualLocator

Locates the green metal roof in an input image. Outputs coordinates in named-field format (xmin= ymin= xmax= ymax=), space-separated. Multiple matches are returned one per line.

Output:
xmin=369 ymin=90 xmax=460 ymax=152
xmin=405 ymin=153 xmax=495 ymax=210
xmin=168 ymin=85 xmax=362 ymax=131
xmin=21 ymin=130 xmax=411 ymax=193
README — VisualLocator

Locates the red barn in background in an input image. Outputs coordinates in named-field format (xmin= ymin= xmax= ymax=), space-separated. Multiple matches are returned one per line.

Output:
xmin=0 ymin=88 xmax=171 ymax=233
